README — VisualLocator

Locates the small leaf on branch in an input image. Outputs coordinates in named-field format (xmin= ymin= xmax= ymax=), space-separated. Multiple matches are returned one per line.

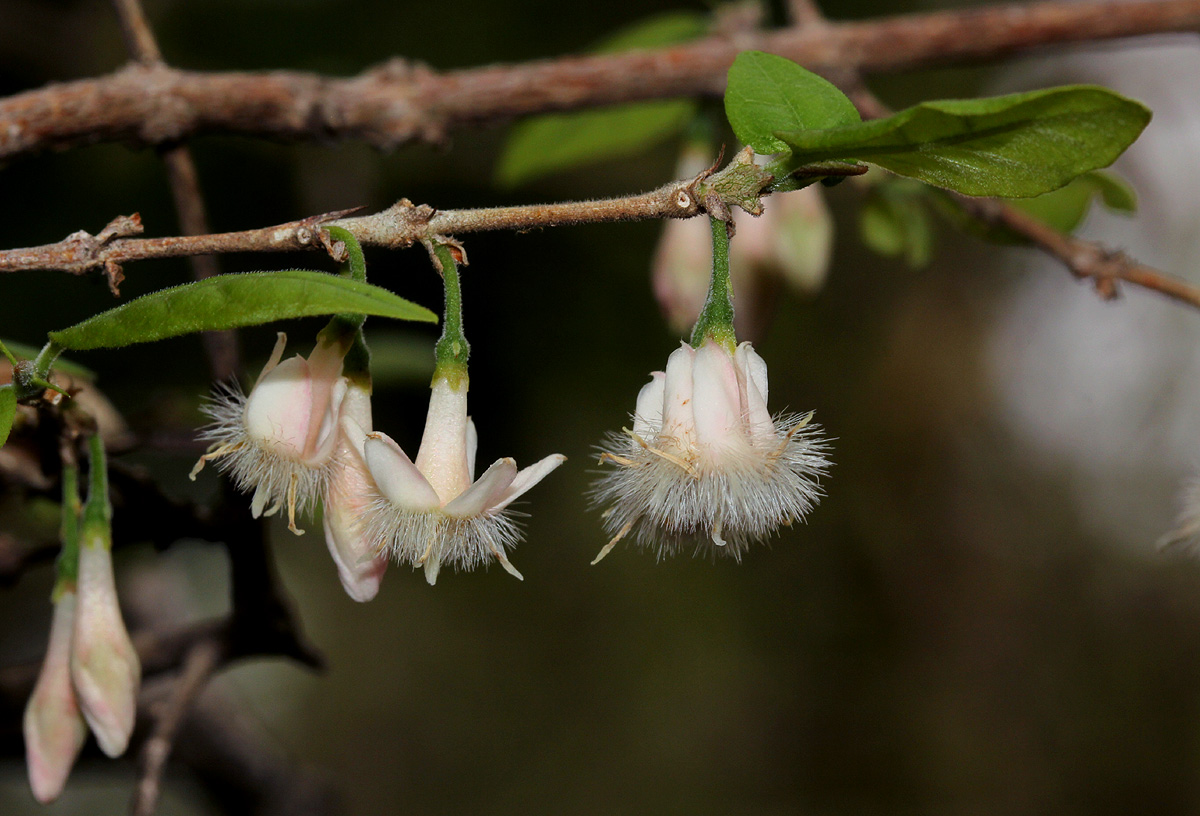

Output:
xmin=724 ymin=51 xmax=861 ymax=155
xmin=1007 ymin=170 xmax=1136 ymax=233
xmin=49 ymin=271 xmax=436 ymax=351
xmin=774 ymin=86 xmax=1150 ymax=197
xmin=0 ymin=385 xmax=15 ymax=448
xmin=496 ymin=12 xmax=708 ymax=186
xmin=860 ymin=182 xmax=935 ymax=269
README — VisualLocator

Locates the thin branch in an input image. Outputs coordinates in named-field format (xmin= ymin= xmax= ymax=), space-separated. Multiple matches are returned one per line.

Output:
xmin=2 ymin=0 xmax=1199 ymax=160
xmin=111 ymin=0 xmax=238 ymax=381
xmin=956 ymin=196 xmax=1200 ymax=308
xmin=0 ymin=179 xmax=705 ymax=276
xmin=131 ymin=638 xmax=223 ymax=816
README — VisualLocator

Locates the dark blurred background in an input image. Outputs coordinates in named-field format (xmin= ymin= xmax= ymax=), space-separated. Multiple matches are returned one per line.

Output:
xmin=5 ymin=0 xmax=1200 ymax=814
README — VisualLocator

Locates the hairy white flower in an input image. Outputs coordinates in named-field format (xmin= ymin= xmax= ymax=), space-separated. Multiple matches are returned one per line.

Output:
xmin=593 ymin=339 xmax=829 ymax=562
xmin=321 ymin=379 xmax=389 ymax=601
xmin=360 ymin=375 xmax=565 ymax=585
xmin=191 ymin=332 xmax=348 ymax=534
xmin=24 ymin=591 xmax=87 ymax=803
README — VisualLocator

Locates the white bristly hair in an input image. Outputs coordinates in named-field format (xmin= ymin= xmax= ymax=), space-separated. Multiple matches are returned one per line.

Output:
xmin=591 ymin=410 xmax=831 ymax=561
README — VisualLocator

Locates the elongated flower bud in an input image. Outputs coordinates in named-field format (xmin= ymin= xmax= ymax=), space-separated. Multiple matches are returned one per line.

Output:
xmin=23 ymin=590 xmax=87 ymax=803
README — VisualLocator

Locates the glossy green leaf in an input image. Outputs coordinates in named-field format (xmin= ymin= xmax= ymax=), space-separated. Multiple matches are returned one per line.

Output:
xmin=775 ymin=86 xmax=1150 ymax=197
xmin=0 ymin=385 xmax=15 ymax=448
xmin=49 ymin=270 xmax=436 ymax=351
xmin=860 ymin=183 xmax=934 ymax=269
xmin=725 ymin=51 xmax=860 ymax=155
xmin=496 ymin=12 xmax=708 ymax=186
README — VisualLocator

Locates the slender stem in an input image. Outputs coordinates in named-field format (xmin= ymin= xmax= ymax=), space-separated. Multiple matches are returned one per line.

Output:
xmin=82 ymin=434 xmax=112 ymax=547
xmin=53 ymin=462 xmax=81 ymax=598
xmin=430 ymin=243 xmax=469 ymax=383
xmin=690 ymin=217 xmax=738 ymax=350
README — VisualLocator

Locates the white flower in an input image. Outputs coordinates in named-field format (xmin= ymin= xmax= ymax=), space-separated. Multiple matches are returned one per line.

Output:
xmin=23 ymin=590 xmax=88 ymax=803
xmin=191 ymin=332 xmax=348 ymax=534
xmin=360 ymin=375 xmax=565 ymax=585
xmin=592 ymin=339 xmax=829 ymax=562
xmin=321 ymin=379 xmax=389 ymax=601
xmin=70 ymin=538 xmax=140 ymax=758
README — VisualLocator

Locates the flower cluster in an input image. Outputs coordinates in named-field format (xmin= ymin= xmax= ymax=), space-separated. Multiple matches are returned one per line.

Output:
xmin=192 ymin=241 xmax=565 ymax=595
xmin=24 ymin=447 xmax=141 ymax=804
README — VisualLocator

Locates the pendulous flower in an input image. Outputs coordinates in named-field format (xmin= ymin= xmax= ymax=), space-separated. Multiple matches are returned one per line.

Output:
xmin=360 ymin=374 xmax=565 ymax=585
xmin=191 ymin=332 xmax=349 ymax=534
xmin=70 ymin=523 xmax=140 ymax=758
xmin=23 ymin=590 xmax=87 ymax=803
xmin=321 ymin=377 xmax=389 ymax=601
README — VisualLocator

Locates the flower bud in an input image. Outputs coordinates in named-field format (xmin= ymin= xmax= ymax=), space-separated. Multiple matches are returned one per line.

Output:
xmin=70 ymin=536 xmax=140 ymax=758
xmin=23 ymin=591 xmax=87 ymax=803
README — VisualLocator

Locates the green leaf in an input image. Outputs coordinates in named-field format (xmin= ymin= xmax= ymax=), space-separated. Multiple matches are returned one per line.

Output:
xmin=0 ymin=385 xmax=15 ymax=448
xmin=860 ymin=182 xmax=934 ymax=269
xmin=1007 ymin=171 xmax=1137 ymax=234
xmin=49 ymin=270 xmax=436 ymax=352
xmin=496 ymin=12 xmax=708 ymax=186
xmin=725 ymin=51 xmax=861 ymax=155
xmin=775 ymin=86 xmax=1151 ymax=197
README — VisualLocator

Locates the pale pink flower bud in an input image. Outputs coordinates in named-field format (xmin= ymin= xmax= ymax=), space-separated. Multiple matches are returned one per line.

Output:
xmin=192 ymin=332 xmax=349 ymax=534
xmin=322 ymin=380 xmax=388 ymax=602
xmin=70 ymin=537 xmax=140 ymax=758
xmin=594 ymin=339 xmax=829 ymax=562
xmin=360 ymin=376 xmax=565 ymax=585
xmin=23 ymin=591 xmax=87 ymax=803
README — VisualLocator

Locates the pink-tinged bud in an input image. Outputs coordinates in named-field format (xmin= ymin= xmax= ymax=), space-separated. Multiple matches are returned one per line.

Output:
xmin=23 ymin=591 xmax=87 ymax=803
xmin=652 ymin=214 xmax=715 ymax=336
xmin=322 ymin=381 xmax=388 ymax=602
xmin=192 ymin=333 xmax=349 ymax=535
xmin=70 ymin=538 xmax=140 ymax=758
xmin=763 ymin=184 xmax=833 ymax=296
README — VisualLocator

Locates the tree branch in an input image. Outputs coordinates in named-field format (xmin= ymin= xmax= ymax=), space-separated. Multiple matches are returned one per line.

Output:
xmin=2 ymin=0 xmax=1198 ymax=160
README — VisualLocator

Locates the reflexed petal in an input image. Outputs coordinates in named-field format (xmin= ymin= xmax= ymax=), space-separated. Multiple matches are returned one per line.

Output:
xmin=244 ymin=356 xmax=314 ymax=456
xmin=415 ymin=378 xmax=473 ymax=503
xmin=306 ymin=377 xmax=348 ymax=465
xmin=692 ymin=340 xmax=744 ymax=450
xmin=492 ymin=453 xmax=566 ymax=508
xmin=660 ymin=343 xmax=696 ymax=441
xmin=493 ymin=453 xmax=567 ymax=511
xmin=364 ymin=433 xmax=441 ymax=512
xmin=24 ymin=593 xmax=87 ymax=804
xmin=735 ymin=342 xmax=773 ymax=438
xmin=443 ymin=458 xmax=518 ymax=518
xmin=632 ymin=372 xmax=665 ymax=441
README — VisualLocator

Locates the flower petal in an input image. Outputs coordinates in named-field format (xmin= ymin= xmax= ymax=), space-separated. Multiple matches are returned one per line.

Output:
xmin=692 ymin=340 xmax=744 ymax=451
xmin=244 ymin=356 xmax=314 ymax=456
xmin=364 ymin=433 xmax=441 ymax=513
xmin=492 ymin=453 xmax=567 ymax=512
xmin=71 ymin=540 xmax=140 ymax=759
xmin=415 ymin=378 xmax=473 ymax=503
xmin=301 ymin=337 xmax=348 ymax=457
xmin=736 ymin=342 xmax=773 ymax=439
xmin=323 ymin=408 xmax=388 ymax=602
xmin=466 ymin=417 xmax=478 ymax=482
xmin=659 ymin=342 xmax=696 ymax=442
xmin=632 ymin=372 xmax=665 ymax=442
xmin=252 ymin=332 xmax=288 ymax=388
xmin=24 ymin=593 xmax=87 ymax=804
xmin=443 ymin=458 xmax=518 ymax=518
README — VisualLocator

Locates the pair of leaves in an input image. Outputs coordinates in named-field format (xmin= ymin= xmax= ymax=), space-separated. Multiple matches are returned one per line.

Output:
xmin=726 ymin=51 xmax=1150 ymax=198
xmin=496 ymin=12 xmax=709 ymax=186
